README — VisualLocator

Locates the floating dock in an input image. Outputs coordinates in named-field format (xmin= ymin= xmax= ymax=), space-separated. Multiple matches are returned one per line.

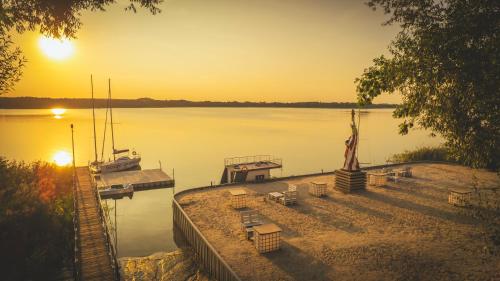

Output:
xmin=95 ymin=169 xmax=175 ymax=191
xmin=221 ymin=155 xmax=282 ymax=184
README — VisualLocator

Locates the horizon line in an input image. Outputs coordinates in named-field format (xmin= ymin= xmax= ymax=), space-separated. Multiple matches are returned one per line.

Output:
xmin=0 ymin=96 xmax=397 ymax=106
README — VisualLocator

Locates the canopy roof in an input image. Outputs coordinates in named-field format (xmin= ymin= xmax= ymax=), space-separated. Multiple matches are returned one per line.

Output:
xmin=113 ymin=149 xmax=129 ymax=154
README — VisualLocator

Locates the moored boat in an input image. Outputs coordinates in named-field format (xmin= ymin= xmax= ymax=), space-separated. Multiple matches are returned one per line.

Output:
xmin=92 ymin=78 xmax=141 ymax=174
xmin=99 ymin=183 xmax=134 ymax=198
xmin=99 ymin=149 xmax=141 ymax=173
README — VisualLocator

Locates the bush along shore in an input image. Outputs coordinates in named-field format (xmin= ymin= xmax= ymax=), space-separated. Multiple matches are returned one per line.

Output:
xmin=0 ymin=158 xmax=74 ymax=280
xmin=388 ymin=146 xmax=452 ymax=163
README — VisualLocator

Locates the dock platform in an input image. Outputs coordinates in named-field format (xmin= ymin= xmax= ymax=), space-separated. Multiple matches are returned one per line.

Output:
xmin=95 ymin=169 xmax=175 ymax=191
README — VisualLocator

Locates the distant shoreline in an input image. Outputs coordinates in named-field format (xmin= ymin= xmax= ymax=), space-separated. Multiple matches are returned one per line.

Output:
xmin=0 ymin=97 xmax=397 ymax=109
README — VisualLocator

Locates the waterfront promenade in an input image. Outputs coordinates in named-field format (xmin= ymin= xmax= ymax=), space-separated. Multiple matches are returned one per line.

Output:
xmin=176 ymin=163 xmax=500 ymax=281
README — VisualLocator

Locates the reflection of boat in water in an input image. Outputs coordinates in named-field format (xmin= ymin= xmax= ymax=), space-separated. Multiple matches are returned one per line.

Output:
xmin=91 ymin=78 xmax=141 ymax=174
xmin=99 ymin=183 xmax=134 ymax=199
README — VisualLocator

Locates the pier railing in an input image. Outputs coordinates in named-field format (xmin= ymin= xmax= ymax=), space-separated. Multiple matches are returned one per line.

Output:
xmin=72 ymin=173 xmax=81 ymax=281
xmin=172 ymin=199 xmax=242 ymax=281
xmin=92 ymin=178 xmax=121 ymax=281
xmin=224 ymin=155 xmax=282 ymax=166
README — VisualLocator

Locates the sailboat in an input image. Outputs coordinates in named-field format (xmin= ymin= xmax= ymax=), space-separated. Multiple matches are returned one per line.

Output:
xmin=89 ymin=75 xmax=103 ymax=173
xmin=91 ymin=78 xmax=141 ymax=174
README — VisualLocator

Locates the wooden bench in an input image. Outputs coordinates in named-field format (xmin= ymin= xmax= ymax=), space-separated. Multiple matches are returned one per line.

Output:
xmin=268 ymin=191 xmax=284 ymax=202
xmin=395 ymin=167 xmax=412 ymax=177
xmin=279 ymin=190 xmax=297 ymax=206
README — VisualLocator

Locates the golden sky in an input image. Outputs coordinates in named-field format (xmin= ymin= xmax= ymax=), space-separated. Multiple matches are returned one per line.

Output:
xmin=10 ymin=0 xmax=399 ymax=103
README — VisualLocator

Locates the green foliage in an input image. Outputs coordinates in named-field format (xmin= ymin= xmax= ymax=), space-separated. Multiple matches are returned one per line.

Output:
xmin=0 ymin=157 xmax=74 ymax=280
xmin=356 ymin=0 xmax=500 ymax=170
xmin=0 ymin=0 xmax=163 ymax=94
xmin=0 ymin=0 xmax=163 ymax=38
xmin=0 ymin=33 xmax=25 ymax=93
xmin=389 ymin=146 xmax=451 ymax=163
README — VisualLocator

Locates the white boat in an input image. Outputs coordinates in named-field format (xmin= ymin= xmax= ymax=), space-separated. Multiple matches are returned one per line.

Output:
xmin=90 ymin=161 xmax=103 ymax=174
xmin=99 ymin=183 xmax=134 ymax=198
xmin=92 ymin=78 xmax=141 ymax=174
xmin=99 ymin=149 xmax=141 ymax=173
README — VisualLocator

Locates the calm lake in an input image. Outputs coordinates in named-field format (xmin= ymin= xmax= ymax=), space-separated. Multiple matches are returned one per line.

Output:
xmin=0 ymin=108 xmax=441 ymax=257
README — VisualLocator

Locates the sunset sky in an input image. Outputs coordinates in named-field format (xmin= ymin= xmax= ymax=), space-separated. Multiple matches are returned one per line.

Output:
xmin=10 ymin=0 xmax=399 ymax=103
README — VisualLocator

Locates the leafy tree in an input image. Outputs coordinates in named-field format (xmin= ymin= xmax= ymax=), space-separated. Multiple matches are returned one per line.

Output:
xmin=355 ymin=0 xmax=499 ymax=170
xmin=0 ymin=0 xmax=162 ymax=93
xmin=0 ymin=34 xmax=24 ymax=93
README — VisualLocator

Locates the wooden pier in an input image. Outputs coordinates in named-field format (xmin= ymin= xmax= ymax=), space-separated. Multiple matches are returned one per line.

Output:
xmin=74 ymin=167 xmax=117 ymax=281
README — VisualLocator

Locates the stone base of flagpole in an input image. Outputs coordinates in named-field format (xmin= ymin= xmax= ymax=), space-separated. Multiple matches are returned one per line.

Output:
xmin=334 ymin=169 xmax=366 ymax=193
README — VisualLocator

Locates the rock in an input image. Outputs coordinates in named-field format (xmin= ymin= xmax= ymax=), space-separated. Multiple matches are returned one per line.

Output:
xmin=119 ymin=249 xmax=211 ymax=281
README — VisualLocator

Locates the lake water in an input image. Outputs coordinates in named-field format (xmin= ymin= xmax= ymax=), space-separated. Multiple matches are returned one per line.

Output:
xmin=0 ymin=108 xmax=441 ymax=257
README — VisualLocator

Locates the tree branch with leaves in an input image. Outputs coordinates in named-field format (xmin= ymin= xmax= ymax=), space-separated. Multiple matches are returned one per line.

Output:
xmin=0 ymin=0 xmax=163 ymax=93
xmin=356 ymin=0 xmax=500 ymax=170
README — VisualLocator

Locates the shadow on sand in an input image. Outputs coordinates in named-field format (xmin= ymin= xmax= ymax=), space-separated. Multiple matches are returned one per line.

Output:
xmin=383 ymin=180 xmax=448 ymax=202
xmin=323 ymin=195 xmax=393 ymax=221
xmin=291 ymin=201 xmax=365 ymax=234
xmin=264 ymin=240 xmax=333 ymax=281
xmin=257 ymin=212 xmax=301 ymax=237
xmin=357 ymin=190 xmax=476 ymax=225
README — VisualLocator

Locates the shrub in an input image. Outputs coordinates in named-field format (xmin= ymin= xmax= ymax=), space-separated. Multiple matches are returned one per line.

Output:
xmin=388 ymin=146 xmax=451 ymax=163
xmin=0 ymin=157 xmax=73 ymax=280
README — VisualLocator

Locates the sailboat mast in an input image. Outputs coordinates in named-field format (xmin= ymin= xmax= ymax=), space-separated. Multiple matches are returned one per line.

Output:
xmin=91 ymin=75 xmax=98 ymax=163
xmin=109 ymin=78 xmax=116 ymax=161
xmin=100 ymin=98 xmax=109 ymax=162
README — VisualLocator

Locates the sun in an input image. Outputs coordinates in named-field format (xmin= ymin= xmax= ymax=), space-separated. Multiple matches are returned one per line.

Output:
xmin=53 ymin=151 xmax=72 ymax=167
xmin=39 ymin=36 xmax=74 ymax=60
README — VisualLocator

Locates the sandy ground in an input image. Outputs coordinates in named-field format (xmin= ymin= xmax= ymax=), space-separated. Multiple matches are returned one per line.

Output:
xmin=177 ymin=164 xmax=500 ymax=281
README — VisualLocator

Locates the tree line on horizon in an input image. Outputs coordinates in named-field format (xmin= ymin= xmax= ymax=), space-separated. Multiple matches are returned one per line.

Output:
xmin=0 ymin=97 xmax=397 ymax=109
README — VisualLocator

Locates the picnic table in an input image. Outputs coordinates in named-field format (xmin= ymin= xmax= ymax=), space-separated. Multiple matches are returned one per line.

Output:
xmin=268 ymin=191 xmax=284 ymax=202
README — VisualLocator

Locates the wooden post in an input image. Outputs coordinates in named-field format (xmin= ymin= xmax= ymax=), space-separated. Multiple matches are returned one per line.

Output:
xmin=71 ymin=124 xmax=76 ymax=172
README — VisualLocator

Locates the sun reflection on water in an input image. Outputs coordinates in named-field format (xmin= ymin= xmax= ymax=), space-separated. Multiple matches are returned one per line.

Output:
xmin=51 ymin=108 xmax=66 ymax=119
xmin=51 ymin=108 xmax=66 ymax=115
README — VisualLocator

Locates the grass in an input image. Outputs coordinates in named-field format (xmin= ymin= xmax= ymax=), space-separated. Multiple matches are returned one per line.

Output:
xmin=388 ymin=146 xmax=451 ymax=163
